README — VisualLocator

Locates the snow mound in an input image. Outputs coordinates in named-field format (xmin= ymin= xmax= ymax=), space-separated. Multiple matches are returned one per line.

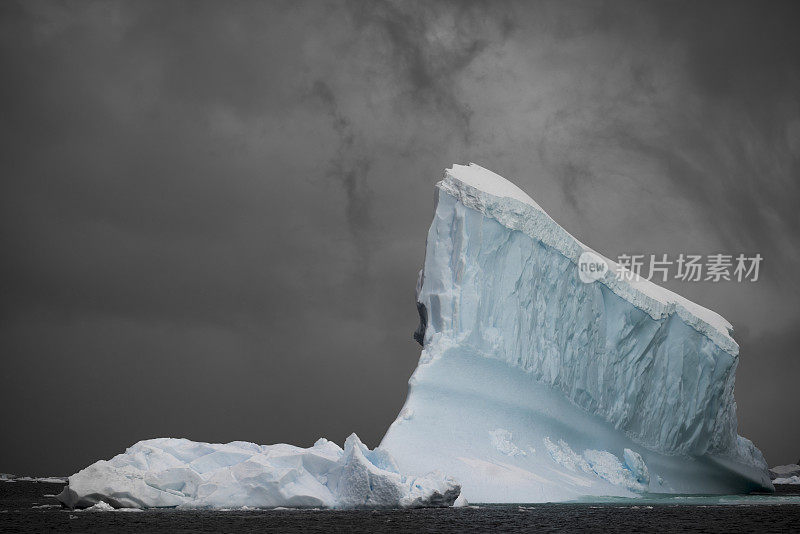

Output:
xmin=57 ymin=434 xmax=459 ymax=509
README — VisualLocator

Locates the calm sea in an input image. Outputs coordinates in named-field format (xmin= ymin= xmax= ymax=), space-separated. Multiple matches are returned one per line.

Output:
xmin=1 ymin=480 xmax=799 ymax=533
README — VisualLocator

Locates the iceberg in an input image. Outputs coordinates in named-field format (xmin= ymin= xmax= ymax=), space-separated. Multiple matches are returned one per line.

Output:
xmin=56 ymin=434 xmax=459 ymax=509
xmin=380 ymin=163 xmax=772 ymax=502
xmin=56 ymin=163 xmax=772 ymax=508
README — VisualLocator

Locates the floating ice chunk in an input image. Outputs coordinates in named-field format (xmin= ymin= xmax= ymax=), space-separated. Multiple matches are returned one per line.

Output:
xmin=774 ymin=476 xmax=800 ymax=485
xmin=57 ymin=434 xmax=459 ymax=510
xmin=82 ymin=501 xmax=114 ymax=512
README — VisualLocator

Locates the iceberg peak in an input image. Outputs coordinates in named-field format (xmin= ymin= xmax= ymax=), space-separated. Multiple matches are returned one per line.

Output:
xmin=445 ymin=163 xmax=541 ymax=209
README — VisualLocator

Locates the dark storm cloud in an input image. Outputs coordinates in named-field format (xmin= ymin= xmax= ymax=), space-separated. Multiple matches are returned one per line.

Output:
xmin=1 ymin=0 xmax=798 ymax=475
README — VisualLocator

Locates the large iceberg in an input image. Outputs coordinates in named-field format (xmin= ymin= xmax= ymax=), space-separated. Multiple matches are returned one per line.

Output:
xmin=57 ymin=434 xmax=460 ymax=509
xmin=380 ymin=163 xmax=772 ymax=502
xmin=57 ymin=163 xmax=772 ymax=508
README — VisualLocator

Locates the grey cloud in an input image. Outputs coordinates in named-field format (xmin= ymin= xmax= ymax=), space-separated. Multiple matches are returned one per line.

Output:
xmin=1 ymin=0 xmax=798 ymax=476
xmin=309 ymin=79 xmax=373 ymax=259
xmin=348 ymin=0 xmax=515 ymax=142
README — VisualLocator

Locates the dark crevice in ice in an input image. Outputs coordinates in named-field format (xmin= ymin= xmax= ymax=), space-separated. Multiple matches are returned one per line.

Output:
xmin=414 ymin=301 xmax=427 ymax=346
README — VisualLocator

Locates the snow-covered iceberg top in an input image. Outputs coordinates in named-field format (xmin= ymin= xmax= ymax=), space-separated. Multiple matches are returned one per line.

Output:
xmin=57 ymin=434 xmax=460 ymax=510
xmin=441 ymin=163 xmax=737 ymax=355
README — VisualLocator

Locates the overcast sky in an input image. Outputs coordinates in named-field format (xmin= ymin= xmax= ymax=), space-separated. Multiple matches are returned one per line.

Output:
xmin=1 ymin=0 xmax=798 ymax=476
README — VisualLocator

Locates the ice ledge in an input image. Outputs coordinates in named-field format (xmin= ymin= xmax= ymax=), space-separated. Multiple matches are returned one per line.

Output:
xmin=441 ymin=163 xmax=738 ymax=356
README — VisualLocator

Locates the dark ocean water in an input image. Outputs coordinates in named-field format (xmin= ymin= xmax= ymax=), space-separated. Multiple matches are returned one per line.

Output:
xmin=2 ymin=481 xmax=799 ymax=533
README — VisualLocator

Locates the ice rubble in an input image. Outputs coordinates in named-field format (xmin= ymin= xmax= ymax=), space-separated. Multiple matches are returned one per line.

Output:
xmin=0 ymin=474 xmax=67 ymax=483
xmin=380 ymin=163 xmax=772 ymax=502
xmin=56 ymin=434 xmax=459 ymax=509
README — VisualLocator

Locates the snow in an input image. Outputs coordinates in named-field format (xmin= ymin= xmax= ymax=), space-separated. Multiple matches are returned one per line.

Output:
xmin=774 ymin=476 xmax=800 ymax=484
xmin=57 ymin=434 xmax=459 ymax=510
xmin=380 ymin=164 xmax=771 ymax=502
xmin=444 ymin=163 xmax=542 ymax=210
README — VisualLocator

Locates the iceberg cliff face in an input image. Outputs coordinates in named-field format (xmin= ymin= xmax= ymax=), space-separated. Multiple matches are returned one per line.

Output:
xmin=381 ymin=164 xmax=771 ymax=502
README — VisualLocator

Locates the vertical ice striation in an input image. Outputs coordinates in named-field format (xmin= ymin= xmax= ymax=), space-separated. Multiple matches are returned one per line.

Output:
xmin=381 ymin=164 xmax=771 ymax=502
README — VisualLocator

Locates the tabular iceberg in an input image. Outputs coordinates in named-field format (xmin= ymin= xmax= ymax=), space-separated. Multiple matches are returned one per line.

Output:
xmin=57 ymin=434 xmax=459 ymax=509
xmin=380 ymin=163 xmax=772 ymax=502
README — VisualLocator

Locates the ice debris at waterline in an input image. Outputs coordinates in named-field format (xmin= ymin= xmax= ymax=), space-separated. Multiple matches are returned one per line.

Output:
xmin=769 ymin=463 xmax=800 ymax=480
xmin=380 ymin=163 xmax=772 ymax=503
xmin=57 ymin=434 xmax=460 ymax=509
